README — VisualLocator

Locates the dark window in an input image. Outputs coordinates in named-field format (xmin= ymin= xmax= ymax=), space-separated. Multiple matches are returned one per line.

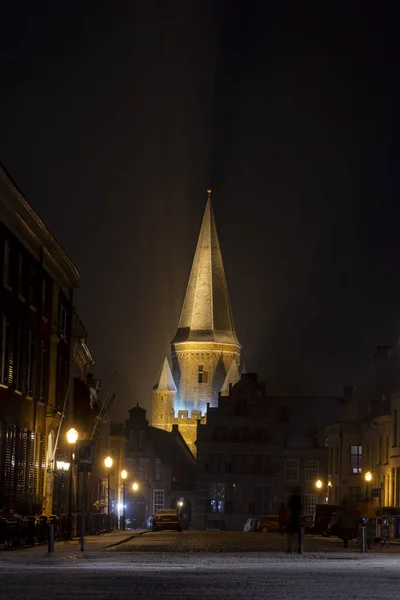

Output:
xmin=59 ymin=303 xmax=68 ymax=340
xmin=3 ymin=239 xmax=10 ymax=287
xmin=198 ymin=364 xmax=208 ymax=384
xmin=349 ymin=486 xmax=361 ymax=501
xmin=393 ymin=410 xmax=398 ymax=447
xmin=350 ymin=445 xmax=362 ymax=474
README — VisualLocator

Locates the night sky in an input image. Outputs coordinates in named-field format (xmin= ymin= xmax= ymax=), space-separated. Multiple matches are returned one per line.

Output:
xmin=1 ymin=1 xmax=400 ymax=419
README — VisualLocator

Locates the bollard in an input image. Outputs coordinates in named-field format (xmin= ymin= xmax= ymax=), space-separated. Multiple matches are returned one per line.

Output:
xmin=360 ymin=526 xmax=367 ymax=553
xmin=48 ymin=524 xmax=54 ymax=553
xmin=298 ymin=526 xmax=304 ymax=555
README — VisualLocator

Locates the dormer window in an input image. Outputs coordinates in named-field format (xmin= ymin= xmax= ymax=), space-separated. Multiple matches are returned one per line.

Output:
xmin=198 ymin=364 xmax=208 ymax=384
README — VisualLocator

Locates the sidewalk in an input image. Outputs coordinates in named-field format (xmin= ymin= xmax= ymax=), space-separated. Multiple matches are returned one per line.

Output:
xmin=1 ymin=529 xmax=145 ymax=557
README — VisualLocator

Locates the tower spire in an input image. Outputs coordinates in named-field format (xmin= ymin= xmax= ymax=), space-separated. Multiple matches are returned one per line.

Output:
xmin=172 ymin=190 xmax=239 ymax=346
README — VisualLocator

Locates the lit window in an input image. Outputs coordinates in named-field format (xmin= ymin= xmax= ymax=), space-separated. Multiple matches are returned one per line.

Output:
xmin=153 ymin=489 xmax=164 ymax=513
xmin=305 ymin=461 xmax=319 ymax=482
xmin=285 ymin=460 xmax=299 ymax=482
xmin=208 ymin=483 xmax=225 ymax=513
xmin=350 ymin=445 xmax=362 ymax=474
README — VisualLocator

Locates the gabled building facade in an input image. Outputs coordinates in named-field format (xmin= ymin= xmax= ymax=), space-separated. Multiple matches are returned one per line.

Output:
xmin=110 ymin=405 xmax=196 ymax=528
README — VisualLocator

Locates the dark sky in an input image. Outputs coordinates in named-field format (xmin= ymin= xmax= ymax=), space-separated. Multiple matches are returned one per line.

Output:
xmin=1 ymin=1 xmax=400 ymax=419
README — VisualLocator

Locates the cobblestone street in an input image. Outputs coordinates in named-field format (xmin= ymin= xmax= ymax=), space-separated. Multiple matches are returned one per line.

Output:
xmin=1 ymin=551 xmax=400 ymax=600
xmin=109 ymin=530 xmax=400 ymax=554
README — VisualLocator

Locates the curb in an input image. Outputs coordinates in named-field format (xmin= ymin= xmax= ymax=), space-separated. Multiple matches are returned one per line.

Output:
xmin=103 ymin=531 xmax=147 ymax=550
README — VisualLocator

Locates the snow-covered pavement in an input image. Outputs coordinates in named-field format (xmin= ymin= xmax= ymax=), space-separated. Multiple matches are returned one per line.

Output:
xmin=1 ymin=552 xmax=400 ymax=599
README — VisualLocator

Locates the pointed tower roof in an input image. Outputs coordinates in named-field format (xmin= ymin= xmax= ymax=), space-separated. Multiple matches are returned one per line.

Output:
xmin=172 ymin=190 xmax=240 ymax=346
xmin=220 ymin=360 xmax=241 ymax=395
xmin=153 ymin=357 xmax=177 ymax=391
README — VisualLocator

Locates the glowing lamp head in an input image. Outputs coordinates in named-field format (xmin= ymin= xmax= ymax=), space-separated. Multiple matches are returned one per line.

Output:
xmin=365 ymin=471 xmax=372 ymax=482
xmin=104 ymin=456 xmax=113 ymax=469
xmin=316 ymin=479 xmax=323 ymax=489
xmin=66 ymin=427 xmax=79 ymax=444
xmin=121 ymin=469 xmax=127 ymax=480
xmin=132 ymin=482 xmax=139 ymax=492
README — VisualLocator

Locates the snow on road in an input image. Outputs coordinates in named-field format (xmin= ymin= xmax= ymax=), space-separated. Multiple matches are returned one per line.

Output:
xmin=1 ymin=553 xmax=400 ymax=599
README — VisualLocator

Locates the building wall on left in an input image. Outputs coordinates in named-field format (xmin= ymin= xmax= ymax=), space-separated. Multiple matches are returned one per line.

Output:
xmin=0 ymin=165 xmax=81 ymax=516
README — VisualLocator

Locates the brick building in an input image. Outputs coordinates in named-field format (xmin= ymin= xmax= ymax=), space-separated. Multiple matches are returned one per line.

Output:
xmin=327 ymin=345 xmax=400 ymax=509
xmin=110 ymin=405 xmax=196 ymax=528
xmin=193 ymin=373 xmax=344 ymax=530
xmin=0 ymin=164 xmax=81 ymax=515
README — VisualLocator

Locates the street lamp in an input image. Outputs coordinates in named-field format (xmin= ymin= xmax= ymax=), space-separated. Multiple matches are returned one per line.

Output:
xmin=315 ymin=480 xmax=323 ymax=489
xmin=131 ymin=482 xmax=139 ymax=529
xmin=121 ymin=470 xmax=127 ymax=530
xmin=104 ymin=456 xmax=113 ymax=532
xmin=66 ymin=427 xmax=79 ymax=538
xmin=365 ymin=471 xmax=372 ymax=500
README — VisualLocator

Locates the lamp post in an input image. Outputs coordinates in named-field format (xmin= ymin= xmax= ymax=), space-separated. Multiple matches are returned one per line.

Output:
xmin=104 ymin=456 xmax=113 ymax=532
xmin=55 ymin=458 xmax=70 ymax=515
xmin=121 ymin=470 xmax=127 ymax=530
xmin=66 ymin=427 xmax=79 ymax=538
xmin=365 ymin=471 xmax=372 ymax=500
xmin=132 ymin=482 xmax=139 ymax=529
xmin=315 ymin=479 xmax=323 ymax=505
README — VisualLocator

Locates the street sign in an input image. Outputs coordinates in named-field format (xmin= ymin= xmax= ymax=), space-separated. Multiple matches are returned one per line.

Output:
xmin=371 ymin=488 xmax=381 ymax=498
xmin=75 ymin=440 xmax=95 ymax=466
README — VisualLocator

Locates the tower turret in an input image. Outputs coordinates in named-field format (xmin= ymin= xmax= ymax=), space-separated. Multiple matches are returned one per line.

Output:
xmin=152 ymin=357 xmax=176 ymax=431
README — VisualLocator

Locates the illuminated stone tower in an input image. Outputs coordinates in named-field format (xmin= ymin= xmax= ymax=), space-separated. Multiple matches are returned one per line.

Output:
xmin=152 ymin=190 xmax=241 ymax=455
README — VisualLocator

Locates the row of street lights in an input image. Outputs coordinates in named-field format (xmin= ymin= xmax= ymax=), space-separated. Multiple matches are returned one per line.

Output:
xmin=314 ymin=472 xmax=374 ymax=504
xmin=61 ymin=428 xmax=138 ymax=536
xmin=103 ymin=457 xmax=140 ymax=531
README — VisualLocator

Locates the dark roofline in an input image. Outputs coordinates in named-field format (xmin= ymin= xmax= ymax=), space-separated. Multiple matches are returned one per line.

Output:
xmin=0 ymin=162 xmax=82 ymax=288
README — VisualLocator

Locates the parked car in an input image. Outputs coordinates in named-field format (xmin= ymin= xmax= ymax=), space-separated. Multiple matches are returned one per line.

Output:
xmin=326 ymin=511 xmax=361 ymax=541
xmin=258 ymin=515 xmax=280 ymax=533
xmin=243 ymin=517 xmax=259 ymax=532
xmin=152 ymin=509 xmax=182 ymax=532
xmin=312 ymin=504 xmax=341 ymax=536
xmin=243 ymin=516 xmax=280 ymax=533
